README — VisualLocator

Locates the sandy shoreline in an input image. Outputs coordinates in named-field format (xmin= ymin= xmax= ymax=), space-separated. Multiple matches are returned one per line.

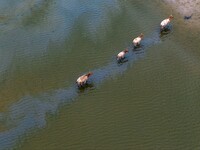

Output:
xmin=163 ymin=0 xmax=200 ymax=29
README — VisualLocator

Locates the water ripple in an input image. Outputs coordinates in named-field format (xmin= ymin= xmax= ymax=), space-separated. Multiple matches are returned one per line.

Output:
xmin=0 ymin=28 xmax=162 ymax=149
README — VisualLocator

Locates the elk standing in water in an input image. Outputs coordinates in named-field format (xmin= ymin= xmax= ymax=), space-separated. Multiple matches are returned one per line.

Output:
xmin=160 ymin=15 xmax=174 ymax=30
xmin=117 ymin=49 xmax=129 ymax=61
xmin=133 ymin=33 xmax=144 ymax=47
xmin=76 ymin=72 xmax=93 ymax=87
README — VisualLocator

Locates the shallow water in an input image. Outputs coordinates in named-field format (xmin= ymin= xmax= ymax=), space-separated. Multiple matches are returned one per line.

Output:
xmin=0 ymin=0 xmax=200 ymax=149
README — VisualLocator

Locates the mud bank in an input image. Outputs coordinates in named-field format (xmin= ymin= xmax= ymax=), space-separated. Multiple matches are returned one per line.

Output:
xmin=163 ymin=0 xmax=200 ymax=29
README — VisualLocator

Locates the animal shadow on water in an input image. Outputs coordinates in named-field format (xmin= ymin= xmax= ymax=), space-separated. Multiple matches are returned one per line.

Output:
xmin=77 ymin=82 xmax=95 ymax=93
xmin=160 ymin=25 xmax=172 ymax=37
xmin=133 ymin=45 xmax=144 ymax=54
xmin=117 ymin=57 xmax=128 ymax=65
xmin=160 ymin=28 xmax=171 ymax=38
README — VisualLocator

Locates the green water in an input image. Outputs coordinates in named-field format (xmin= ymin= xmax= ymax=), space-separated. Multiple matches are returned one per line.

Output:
xmin=0 ymin=0 xmax=200 ymax=149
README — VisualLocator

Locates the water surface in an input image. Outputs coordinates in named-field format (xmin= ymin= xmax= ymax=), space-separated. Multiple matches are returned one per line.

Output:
xmin=0 ymin=0 xmax=200 ymax=149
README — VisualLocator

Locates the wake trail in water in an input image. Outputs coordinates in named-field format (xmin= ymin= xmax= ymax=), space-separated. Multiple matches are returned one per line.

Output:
xmin=0 ymin=28 xmax=161 ymax=150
